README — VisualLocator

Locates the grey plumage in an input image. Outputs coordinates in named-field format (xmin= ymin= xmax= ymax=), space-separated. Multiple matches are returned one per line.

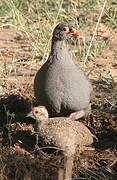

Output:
xmin=34 ymin=23 xmax=92 ymax=117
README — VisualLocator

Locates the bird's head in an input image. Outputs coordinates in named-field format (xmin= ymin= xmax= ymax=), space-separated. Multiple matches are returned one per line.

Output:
xmin=27 ymin=106 xmax=48 ymax=122
xmin=52 ymin=22 xmax=80 ymax=41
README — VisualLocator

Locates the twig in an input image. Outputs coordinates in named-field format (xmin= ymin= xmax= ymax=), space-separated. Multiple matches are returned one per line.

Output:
xmin=84 ymin=0 xmax=107 ymax=65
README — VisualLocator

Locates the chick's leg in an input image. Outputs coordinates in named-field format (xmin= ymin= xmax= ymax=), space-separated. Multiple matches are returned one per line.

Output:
xmin=64 ymin=156 xmax=74 ymax=180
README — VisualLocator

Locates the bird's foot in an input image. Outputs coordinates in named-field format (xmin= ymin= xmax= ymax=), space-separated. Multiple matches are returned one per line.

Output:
xmin=69 ymin=110 xmax=85 ymax=120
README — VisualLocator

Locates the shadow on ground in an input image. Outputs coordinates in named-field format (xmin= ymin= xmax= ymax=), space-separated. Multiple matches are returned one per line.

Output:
xmin=0 ymin=94 xmax=33 ymax=124
xmin=0 ymin=79 xmax=117 ymax=180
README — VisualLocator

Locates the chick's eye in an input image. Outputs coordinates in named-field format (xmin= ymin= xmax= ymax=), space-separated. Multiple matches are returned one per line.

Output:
xmin=35 ymin=110 xmax=38 ymax=114
xmin=63 ymin=27 xmax=69 ymax=32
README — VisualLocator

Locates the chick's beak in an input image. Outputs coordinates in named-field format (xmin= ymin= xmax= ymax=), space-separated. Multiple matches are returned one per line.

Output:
xmin=26 ymin=111 xmax=34 ymax=118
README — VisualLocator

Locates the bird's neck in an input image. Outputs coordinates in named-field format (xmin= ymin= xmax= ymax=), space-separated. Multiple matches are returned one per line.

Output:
xmin=51 ymin=39 xmax=66 ymax=52
xmin=38 ymin=118 xmax=48 ymax=126
xmin=49 ymin=38 xmax=72 ymax=64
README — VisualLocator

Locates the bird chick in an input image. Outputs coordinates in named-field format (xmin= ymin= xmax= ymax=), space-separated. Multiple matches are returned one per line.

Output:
xmin=29 ymin=106 xmax=94 ymax=180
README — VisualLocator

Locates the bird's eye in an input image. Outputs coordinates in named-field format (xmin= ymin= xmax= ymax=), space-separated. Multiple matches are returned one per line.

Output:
xmin=35 ymin=110 xmax=38 ymax=114
xmin=63 ymin=27 xmax=69 ymax=32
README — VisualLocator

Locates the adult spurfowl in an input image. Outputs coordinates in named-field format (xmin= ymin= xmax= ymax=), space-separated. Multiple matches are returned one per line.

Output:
xmin=34 ymin=22 xmax=93 ymax=117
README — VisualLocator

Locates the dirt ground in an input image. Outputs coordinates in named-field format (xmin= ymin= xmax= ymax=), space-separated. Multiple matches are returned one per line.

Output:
xmin=0 ymin=26 xmax=117 ymax=180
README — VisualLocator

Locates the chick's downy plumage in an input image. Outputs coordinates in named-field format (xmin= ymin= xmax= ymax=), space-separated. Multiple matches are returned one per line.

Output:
xmin=34 ymin=22 xmax=93 ymax=117
xmin=31 ymin=106 xmax=94 ymax=157
xmin=30 ymin=106 xmax=94 ymax=180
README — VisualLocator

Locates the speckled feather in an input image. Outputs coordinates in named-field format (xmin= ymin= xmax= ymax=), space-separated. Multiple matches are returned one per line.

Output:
xmin=32 ymin=106 xmax=94 ymax=157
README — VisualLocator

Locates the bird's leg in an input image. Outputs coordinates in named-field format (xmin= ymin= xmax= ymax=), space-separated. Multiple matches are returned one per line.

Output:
xmin=58 ymin=168 xmax=64 ymax=180
xmin=69 ymin=110 xmax=85 ymax=120
xmin=34 ymin=132 xmax=39 ymax=150
xmin=64 ymin=156 xmax=74 ymax=180
xmin=69 ymin=104 xmax=92 ymax=120
xmin=33 ymin=121 xmax=40 ymax=150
